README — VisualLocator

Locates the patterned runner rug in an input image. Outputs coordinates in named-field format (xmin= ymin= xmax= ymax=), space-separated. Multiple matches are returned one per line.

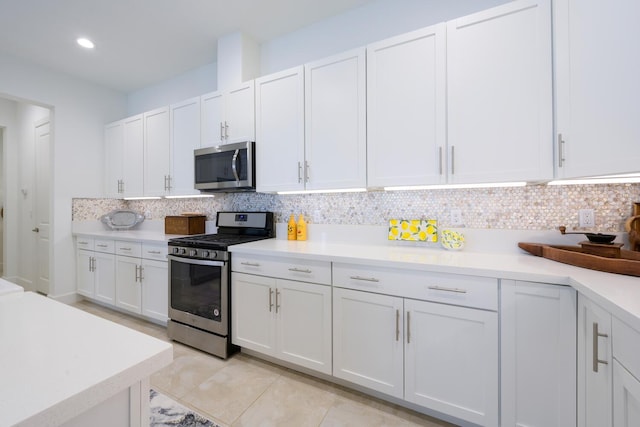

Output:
xmin=150 ymin=389 xmax=219 ymax=427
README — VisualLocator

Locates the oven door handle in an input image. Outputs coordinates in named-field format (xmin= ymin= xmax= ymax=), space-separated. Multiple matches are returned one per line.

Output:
xmin=168 ymin=255 xmax=226 ymax=267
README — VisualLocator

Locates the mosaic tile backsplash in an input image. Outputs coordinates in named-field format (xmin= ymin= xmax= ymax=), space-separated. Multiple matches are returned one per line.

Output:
xmin=72 ymin=183 xmax=640 ymax=232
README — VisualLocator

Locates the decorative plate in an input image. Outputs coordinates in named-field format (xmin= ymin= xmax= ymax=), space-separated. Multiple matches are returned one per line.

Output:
xmin=100 ymin=210 xmax=145 ymax=230
xmin=388 ymin=219 xmax=438 ymax=242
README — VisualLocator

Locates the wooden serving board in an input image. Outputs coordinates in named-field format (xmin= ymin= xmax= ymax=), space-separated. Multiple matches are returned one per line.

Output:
xmin=518 ymin=242 xmax=640 ymax=277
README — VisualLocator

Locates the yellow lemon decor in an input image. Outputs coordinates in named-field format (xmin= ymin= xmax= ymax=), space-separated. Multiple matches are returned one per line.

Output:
xmin=388 ymin=219 xmax=438 ymax=242
xmin=441 ymin=229 xmax=465 ymax=250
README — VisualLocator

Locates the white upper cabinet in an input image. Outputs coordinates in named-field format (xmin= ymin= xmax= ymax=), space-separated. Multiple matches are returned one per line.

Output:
xmin=555 ymin=0 xmax=640 ymax=178
xmin=122 ymin=114 xmax=144 ymax=197
xmin=201 ymin=81 xmax=255 ymax=147
xmin=104 ymin=120 xmax=124 ymax=198
xmin=143 ymin=106 xmax=170 ymax=196
xmin=447 ymin=0 xmax=553 ymax=184
xmin=367 ymin=24 xmax=446 ymax=188
xmin=305 ymin=48 xmax=367 ymax=191
xmin=170 ymin=96 xmax=200 ymax=196
xmin=255 ymin=66 xmax=305 ymax=193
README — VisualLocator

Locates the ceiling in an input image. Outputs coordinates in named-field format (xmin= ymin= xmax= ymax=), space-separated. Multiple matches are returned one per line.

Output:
xmin=0 ymin=0 xmax=375 ymax=93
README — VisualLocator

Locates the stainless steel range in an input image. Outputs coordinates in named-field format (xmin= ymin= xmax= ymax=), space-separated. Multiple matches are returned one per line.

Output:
xmin=167 ymin=211 xmax=274 ymax=358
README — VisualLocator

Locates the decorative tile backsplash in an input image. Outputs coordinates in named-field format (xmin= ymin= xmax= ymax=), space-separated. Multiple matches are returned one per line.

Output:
xmin=72 ymin=183 xmax=640 ymax=232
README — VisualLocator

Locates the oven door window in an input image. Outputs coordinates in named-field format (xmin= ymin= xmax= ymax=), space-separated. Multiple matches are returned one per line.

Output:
xmin=170 ymin=259 xmax=224 ymax=322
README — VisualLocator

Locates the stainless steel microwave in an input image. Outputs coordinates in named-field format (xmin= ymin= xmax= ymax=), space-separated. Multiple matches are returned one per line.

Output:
xmin=194 ymin=141 xmax=255 ymax=192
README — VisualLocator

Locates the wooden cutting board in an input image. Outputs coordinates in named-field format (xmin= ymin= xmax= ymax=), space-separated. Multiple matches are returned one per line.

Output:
xmin=519 ymin=242 xmax=640 ymax=277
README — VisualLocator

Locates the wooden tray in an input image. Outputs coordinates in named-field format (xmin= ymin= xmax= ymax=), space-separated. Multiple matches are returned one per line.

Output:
xmin=518 ymin=242 xmax=640 ymax=277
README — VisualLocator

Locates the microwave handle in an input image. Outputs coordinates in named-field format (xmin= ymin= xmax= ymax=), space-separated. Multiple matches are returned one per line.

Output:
xmin=231 ymin=149 xmax=240 ymax=182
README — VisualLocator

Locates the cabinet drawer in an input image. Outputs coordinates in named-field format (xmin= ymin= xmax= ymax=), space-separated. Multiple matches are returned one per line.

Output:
xmin=76 ymin=237 xmax=94 ymax=250
xmin=333 ymin=263 xmax=498 ymax=311
xmin=232 ymin=254 xmax=331 ymax=285
xmin=613 ymin=317 xmax=640 ymax=380
xmin=94 ymin=239 xmax=115 ymax=254
xmin=142 ymin=244 xmax=168 ymax=261
xmin=116 ymin=241 xmax=142 ymax=258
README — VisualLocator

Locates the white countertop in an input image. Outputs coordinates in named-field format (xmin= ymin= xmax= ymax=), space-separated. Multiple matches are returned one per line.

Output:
xmin=0 ymin=292 xmax=173 ymax=427
xmin=229 ymin=238 xmax=640 ymax=332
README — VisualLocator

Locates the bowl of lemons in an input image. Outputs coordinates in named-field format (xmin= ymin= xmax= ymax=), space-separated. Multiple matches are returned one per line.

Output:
xmin=441 ymin=229 xmax=465 ymax=251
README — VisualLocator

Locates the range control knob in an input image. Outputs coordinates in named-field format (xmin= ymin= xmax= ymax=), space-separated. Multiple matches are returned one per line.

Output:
xmin=202 ymin=251 xmax=210 ymax=258
xmin=179 ymin=248 xmax=186 ymax=255
xmin=189 ymin=249 xmax=197 ymax=257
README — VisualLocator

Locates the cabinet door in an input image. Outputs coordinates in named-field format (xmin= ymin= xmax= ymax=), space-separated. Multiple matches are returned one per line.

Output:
xmin=94 ymin=252 xmax=116 ymax=305
xmin=613 ymin=360 xmax=640 ymax=427
xmin=555 ymin=0 xmax=640 ymax=178
xmin=305 ymin=48 xmax=367 ymax=190
xmin=76 ymin=249 xmax=94 ymax=297
xmin=255 ymin=66 xmax=305 ymax=192
xmin=115 ymin=256 xmax=142 ymax=314
xmin=104 ymin=120 xmax=124 ymax=197
xmin=447 ymin=0 xmax=553 ymax=184
xmin=367 ymin=24 xmax=446 ymax=188
xmin=578 ymin=294 xmax=613 ymax=427
xmin=201 ymin=90 xmax=225 ymax=147
xmin=501 ymin=280 xmax=576 ymax=427
xmin=276 ymin=279 xmax=331 ymax=375
xmin=333 ymin=287 xmax=404 ymax=398
xmin=141 ymin=259 xmax=168 ymax=323
xmin=225 ymin=81 xmax=255 ymax=144
xmin=405 ymin=298 xmax=499 ymax=426
xmin=170 ymin=97 xmax=200 ymax=195
xmin=122 ymin=114 xmax=144 ymax=197
xmin=231 ymin=272 xmax=276 ymax=355
xmin=143 ymin=107 xmax=171 ymax=196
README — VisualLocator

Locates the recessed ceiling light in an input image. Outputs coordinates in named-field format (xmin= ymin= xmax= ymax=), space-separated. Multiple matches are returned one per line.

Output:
xmin=76 ymin=38 xmax=95 ymax=49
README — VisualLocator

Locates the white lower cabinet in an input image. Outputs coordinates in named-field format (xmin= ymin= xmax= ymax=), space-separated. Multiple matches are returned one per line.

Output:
xmin=332 ymin=288 xmax=404 ymax=397
xmin=115 ymin=241 xmax=168 ymax=323
xmin=501 ymin=280 xmax=577 ymax=427
xmin=578 ymin=294 xmax=613 ymax=427
xmin=612 ymin=318 xmax=640 ymax=427
xmin=332 ymin=264 xmax=499 ymax=426
xmin=76 ymin=236 xmax=167 ymax=324
xmin=231 ymin=256 xmax=332 ymax=375
xmin=232 ymin=274 xmax=332 ymax=374
xmin=76 ymin=238 xmax=116 ymax=305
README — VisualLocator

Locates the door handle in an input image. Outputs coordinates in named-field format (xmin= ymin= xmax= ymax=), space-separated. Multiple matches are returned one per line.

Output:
xmin=32 ymin=227 xmax=39 ymax=233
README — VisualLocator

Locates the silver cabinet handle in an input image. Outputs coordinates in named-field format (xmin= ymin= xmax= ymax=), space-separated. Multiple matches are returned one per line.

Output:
xmin=407 ymin=311 xmax=411 ymax=344
xmin=147 ymin=250 xmax=162 ymax=255
xmin=89 ymin=256 xmax=95 ymax=272
xmin=558 ymin=133 xmax=566 ymax=168
xmin=275 ymin=289 xmax=281 ymax=313
xmin=134 ymin=265 xmax=140 ymax=282
xmin=395 ymin=309 xmax=400 ymax=342
xmin=304 ymin=161 xmax=310 ymax=183
xmin=224 ymin=121 xmax=229 ymax=139
xmin=241 ymin=261 xmax=260 ymax=267
xmin=220 ymin=122 xmax=224 ymax=140
xmin=120 ymin=247 xmax=132 ymax=251
xmin=139 ymin=265 xmax=144 ymax=281
xmin=450 ymin=145 xmax=455 ymax=175
xmin=438 ymin=146 xmax=443 ymax=175
xmin=288 ymin=268 xmax=312 ymax=273
xmin=269 ymin=288 xmax=274 ymax=312
xmin=349 ymin=276 xmax=380 ymax=283
xmin=593 ymin=322 xmax=609 ymax=373
xmin=96 ymin=244 xmax=108 ymax=248
xmin=428 ymin=285 xmax=467 ymax=294
xmin=298 ymin=162 xmax=303 ymax=183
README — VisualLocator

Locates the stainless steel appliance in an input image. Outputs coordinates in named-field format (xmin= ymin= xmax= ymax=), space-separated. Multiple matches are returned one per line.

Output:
xmin=194 ymin=141 xmax=255 ymax=192
xmin=167 ymin=211 xmax=274 ymax=358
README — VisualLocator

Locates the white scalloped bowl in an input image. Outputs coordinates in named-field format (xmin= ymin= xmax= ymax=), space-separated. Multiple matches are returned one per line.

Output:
xmin=441 ymin=229 xmax=465 ymax=251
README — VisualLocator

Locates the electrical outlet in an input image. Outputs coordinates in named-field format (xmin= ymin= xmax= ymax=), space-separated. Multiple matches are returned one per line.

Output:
xmin=450 ymin=209 xmax=463 ymax=226
xmin=579 ymin=209 xmax=595 ymax=228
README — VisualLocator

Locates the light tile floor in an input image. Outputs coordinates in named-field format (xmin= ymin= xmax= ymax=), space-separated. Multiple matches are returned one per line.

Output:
xmin=72 ymin=300 xmax=456 ymax=427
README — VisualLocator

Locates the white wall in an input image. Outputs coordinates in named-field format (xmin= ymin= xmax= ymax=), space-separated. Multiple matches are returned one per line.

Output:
xmin=0 ymin=98 xmax=17 ymax=281
xmin=0 ymin=52 xmax=127 ymax=300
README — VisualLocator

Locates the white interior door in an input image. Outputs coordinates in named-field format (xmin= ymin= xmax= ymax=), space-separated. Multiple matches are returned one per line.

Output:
xmin=34 ymin=119 xmax=50 ymax=295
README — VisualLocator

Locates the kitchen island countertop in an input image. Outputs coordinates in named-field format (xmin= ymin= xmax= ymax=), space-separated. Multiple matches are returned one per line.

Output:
xmin=0 ymin=292 xmax=173 ymax=427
